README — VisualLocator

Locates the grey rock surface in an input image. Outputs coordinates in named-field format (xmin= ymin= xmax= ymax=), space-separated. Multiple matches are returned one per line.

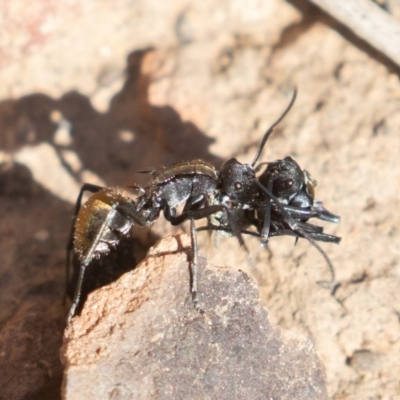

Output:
xmin=62 ymin=235 xmax=328 ymax=400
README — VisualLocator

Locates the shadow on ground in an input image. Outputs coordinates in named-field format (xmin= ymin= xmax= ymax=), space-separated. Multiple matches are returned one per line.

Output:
xmin=0 ymin=49 xmax=223 ymax=400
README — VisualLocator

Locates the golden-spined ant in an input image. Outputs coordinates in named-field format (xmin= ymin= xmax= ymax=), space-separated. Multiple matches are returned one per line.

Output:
xmin=66 ymin=89 xmax=340 ymax=322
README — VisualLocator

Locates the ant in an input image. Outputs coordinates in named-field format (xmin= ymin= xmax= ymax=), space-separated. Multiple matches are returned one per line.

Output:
xmin=66 ymin=89 xmax=340 ymax=323
xmin=200 ymin=154 xmax=340 ymax=286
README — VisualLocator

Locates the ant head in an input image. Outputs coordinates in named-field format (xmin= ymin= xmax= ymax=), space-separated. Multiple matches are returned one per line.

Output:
xmin=219 ymin=158 xmax=258 ymax=203
xmin=258 ymin=156 xmax=305 ymax=204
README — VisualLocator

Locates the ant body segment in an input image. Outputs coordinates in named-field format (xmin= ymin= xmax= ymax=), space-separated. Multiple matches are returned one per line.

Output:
xmin=66 ymin=184 xmax=148 ymax=321
xmin=66 ymin=89 xmax=341 ymax=322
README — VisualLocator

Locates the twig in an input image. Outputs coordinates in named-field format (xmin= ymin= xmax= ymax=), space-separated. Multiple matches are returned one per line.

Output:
xmin=309 ymin=0 xmax=400 ymax=67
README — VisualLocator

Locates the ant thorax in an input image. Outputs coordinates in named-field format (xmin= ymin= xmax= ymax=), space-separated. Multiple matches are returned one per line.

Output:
xmin=206 ymin=187 xmax=253 ymax=237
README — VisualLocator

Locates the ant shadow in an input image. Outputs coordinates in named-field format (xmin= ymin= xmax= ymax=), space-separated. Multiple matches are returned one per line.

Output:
xmin=0 ymin=48 xmax=223 ymax=400
xmin=1 ymin=48 xmax=222 ymax=185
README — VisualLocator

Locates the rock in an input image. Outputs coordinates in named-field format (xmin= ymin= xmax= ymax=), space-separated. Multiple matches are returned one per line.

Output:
xmin=61 ymin=235 xmax=328 ymax=400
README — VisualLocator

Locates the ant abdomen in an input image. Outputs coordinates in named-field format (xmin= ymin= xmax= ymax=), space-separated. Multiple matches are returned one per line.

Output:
xmin=73 ymin=189 xmax=135 ymax=262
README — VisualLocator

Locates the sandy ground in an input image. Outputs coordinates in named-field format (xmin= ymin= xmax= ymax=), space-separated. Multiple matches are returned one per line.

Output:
xmin=0 ymin=1 xmax=399 ymax=399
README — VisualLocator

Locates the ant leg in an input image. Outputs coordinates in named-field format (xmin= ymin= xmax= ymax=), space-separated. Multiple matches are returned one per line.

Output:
xmin=67 ymin=263 xmax=87 ymax=323
xmin=312 ymin=201 xmax=340 ymax=223
xmin=255 ymin=180 xmax=299 ymax=230
xmin=170 ymin=205 xmax=255 ymax=271
xmin=296 ymin=229 xmax=337 ymax=287
xmin=168 ymin=204 xmax=226 ymax=226
xmin=67 ymin=201 xmax=119 ymax=322
xmin=269 ymin=228 xmax=341 ymax=244
xmin=280 ymin=206 xmax=318 ymax=220
xmin=168 ymin=204 xmax=249 ymax=248
xmin=163 ymin=205 xmax=210 ymax=312
xmin=261 ymin=180 xmax=273 ymax=239
xmin=189 ymin=217 xmax=202 ymax=312
xmin=65 ymin=184 xmax=105 ymax=306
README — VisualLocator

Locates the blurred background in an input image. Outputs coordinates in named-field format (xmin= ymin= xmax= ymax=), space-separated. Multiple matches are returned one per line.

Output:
xmin=0 ymin=0 xmax=399 ymax=398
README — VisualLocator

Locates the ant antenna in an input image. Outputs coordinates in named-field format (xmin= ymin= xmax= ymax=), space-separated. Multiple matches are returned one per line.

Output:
xmin=251 ymin=88 xmax=297 ymax=167
xmin=295 ymin=229 xmax=336 ymax=287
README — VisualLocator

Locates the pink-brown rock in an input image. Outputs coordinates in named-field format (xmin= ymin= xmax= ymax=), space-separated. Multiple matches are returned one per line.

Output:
xmin=61 ymin=235 xmax=328 ymax=400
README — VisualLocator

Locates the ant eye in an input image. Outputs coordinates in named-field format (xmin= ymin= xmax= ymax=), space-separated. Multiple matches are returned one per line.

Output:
xmin=284 ymin=179 xmax=294 ymax=188
xmin=234 ymin=182 xmax=242 ymax=190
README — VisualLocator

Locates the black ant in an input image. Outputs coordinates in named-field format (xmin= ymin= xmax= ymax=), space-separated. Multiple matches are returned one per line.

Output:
xmin=66 ymin=89 xmax=340 ymax=322
xmin=200 ymin=154 xmax=340 ymax=285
